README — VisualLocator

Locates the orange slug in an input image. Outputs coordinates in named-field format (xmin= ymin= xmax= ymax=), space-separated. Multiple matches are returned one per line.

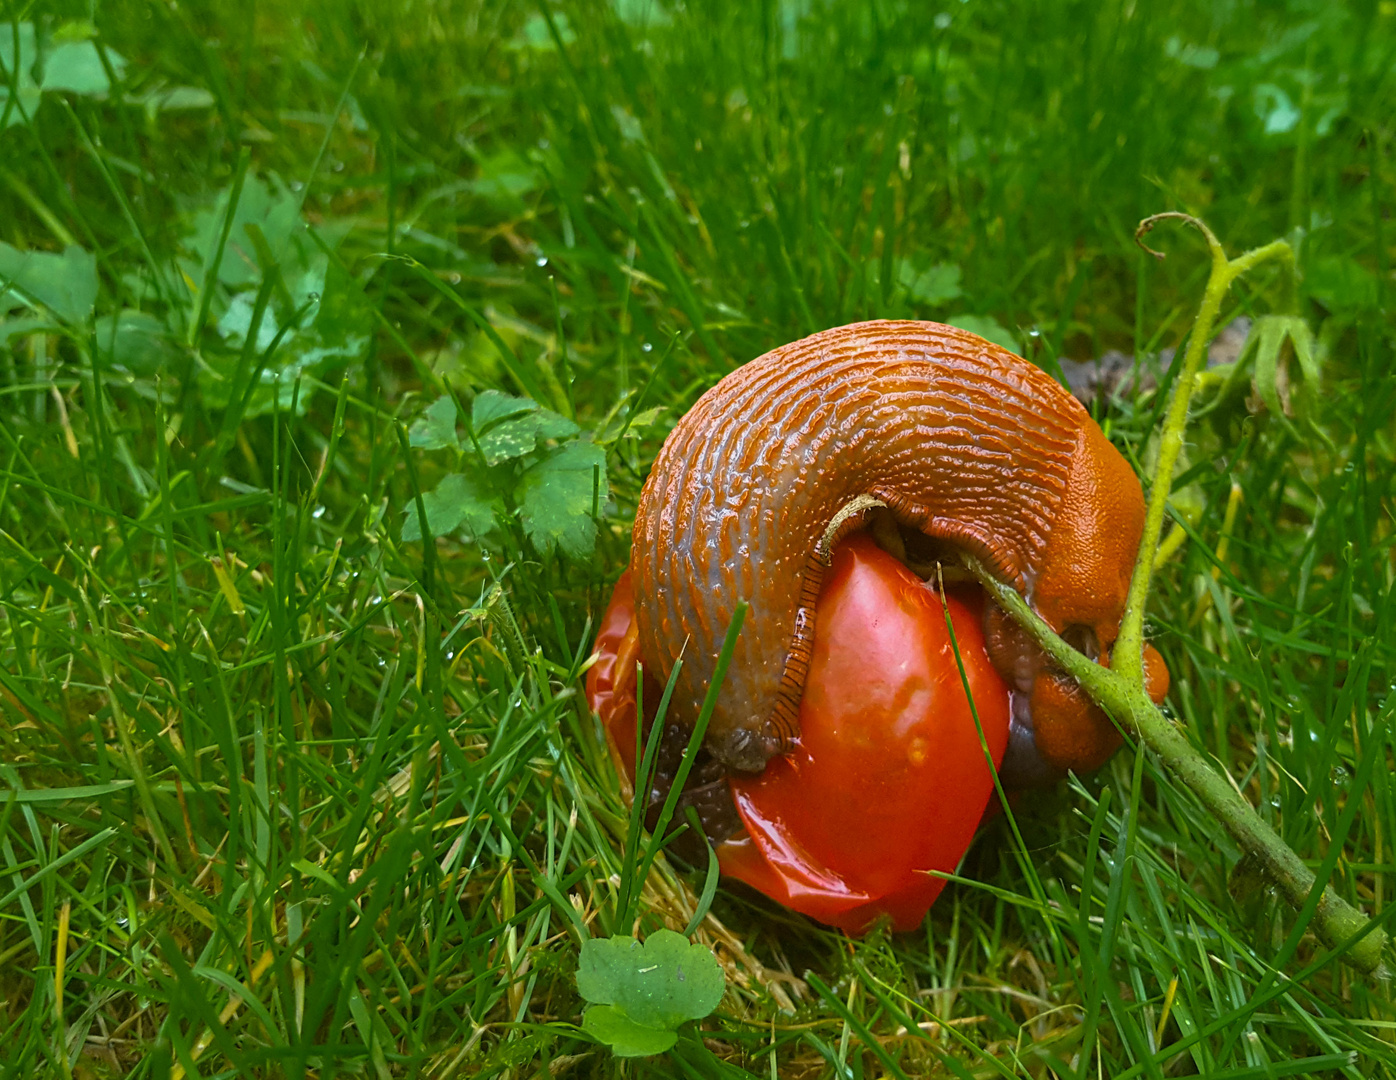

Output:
xmin=630 ymin=320 xmax=1169 ymax=789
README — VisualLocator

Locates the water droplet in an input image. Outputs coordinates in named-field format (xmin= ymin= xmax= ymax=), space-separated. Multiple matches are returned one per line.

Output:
xmin=1330 ymin=765 xmax=1350 ymax=784
xmin=312 ymin=505 xmax=326 ymax=519
xmin=449 ymin=272 xmax=462 ymax=284
xmin=482 ymin=551 xmax=491 ymax=561
xmin=1270 ymin=795 xmax=1282 ymax=808
xmin=641 ymin=341 xmax=653 ymax=353
xmin=307 ymin=292 xmax=320 ymax=302
xmin=535 ymin=255 xmax=549 ymax=267
xmin=445 ymin=651 xmax=455 ymax=660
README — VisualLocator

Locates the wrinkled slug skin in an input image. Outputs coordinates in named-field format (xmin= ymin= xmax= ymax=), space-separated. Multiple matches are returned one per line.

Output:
xmin=630 ymin=320 xmax=1156 ymax=775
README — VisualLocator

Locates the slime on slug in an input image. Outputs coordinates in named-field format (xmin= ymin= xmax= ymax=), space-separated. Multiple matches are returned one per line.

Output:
xmin=628 ymin=320 xmax=1170 ymax=836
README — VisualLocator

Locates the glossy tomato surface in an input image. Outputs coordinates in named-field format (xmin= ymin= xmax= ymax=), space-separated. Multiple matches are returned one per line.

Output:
xmin=586 ymin=533 xmax=1011 ymax=934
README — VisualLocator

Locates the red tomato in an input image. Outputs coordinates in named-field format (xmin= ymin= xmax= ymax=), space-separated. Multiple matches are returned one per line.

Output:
xmin=586 ymin=533 xmax=1011 ymax=934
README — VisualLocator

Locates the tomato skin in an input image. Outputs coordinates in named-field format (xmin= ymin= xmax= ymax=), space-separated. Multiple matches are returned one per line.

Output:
xmin=587 ymin=534 xmax=1011 ymax=935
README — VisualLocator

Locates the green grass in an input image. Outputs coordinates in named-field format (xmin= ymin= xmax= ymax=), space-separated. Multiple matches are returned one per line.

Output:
xmin=1 ymin=0 xmax=1394 ymax=1076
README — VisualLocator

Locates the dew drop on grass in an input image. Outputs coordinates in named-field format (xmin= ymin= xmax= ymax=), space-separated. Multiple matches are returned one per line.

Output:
xmin=449 ymin=272 xmax=462 ymax=284
xmin=445 ymin=651 xmax=454 ymax=660
xmin=536 ymin=255 xmax=549 ymax=267
xmin=642 ymin=341 xmax=653 ymax=352
xmin=312 ymin=505 xmax=326 ymax=519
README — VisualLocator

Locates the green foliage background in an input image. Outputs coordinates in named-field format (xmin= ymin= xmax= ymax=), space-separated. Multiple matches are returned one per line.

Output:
xmin=0 ymin=0 xmax=1394 ymax=1076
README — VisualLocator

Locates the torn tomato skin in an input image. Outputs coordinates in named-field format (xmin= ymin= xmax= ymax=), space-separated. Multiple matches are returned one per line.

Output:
xmin=586 ymin=533 xmax=1012 ymax=934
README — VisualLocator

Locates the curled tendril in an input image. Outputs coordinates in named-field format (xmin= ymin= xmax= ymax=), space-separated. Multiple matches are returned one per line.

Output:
xmin=1134 ymin=212 xmax=1224 ymax=262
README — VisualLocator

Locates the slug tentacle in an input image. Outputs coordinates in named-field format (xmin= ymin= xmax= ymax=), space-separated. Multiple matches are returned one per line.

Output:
xmin=631 ymin=319 xmax=1166 ymax=779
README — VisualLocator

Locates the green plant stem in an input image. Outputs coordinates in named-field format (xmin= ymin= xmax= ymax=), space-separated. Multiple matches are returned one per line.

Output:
xmin=968 ymin=213 xmax=1384 ymax=974
xmin=966 ymin=558 xmax=1385 ymax=975
xmin=1115 ymin=214 xmax=1293 ymax=685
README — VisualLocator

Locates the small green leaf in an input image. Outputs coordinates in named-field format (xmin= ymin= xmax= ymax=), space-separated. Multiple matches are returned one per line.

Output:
xmin=146 ymin=85 xmax=216 ymax=111
xmin=0 ymin=23 xmax=37 ymax=84
xmin=1164 ymin=36 xmax=1219 ymax=69
xmin=478 ymin=409 xmax=579 ymax=466
xmin=40 ymin=41 xmax=125 ymax=94
xmin=466 ymin=149 xmax=540 ymax=205
xmin=576 ymin=929 xmax=725 ymax=1030
xmin=471 ymin=388 xmax=537 ymax=431
xmin=0 ymin=242 xmax=98 ymax=324
xmin=0 ymin=24 xmax=40 ymax=127
xmin=596 ymin=405 xmax=668 ymax=445
xmin=946 ymin=313 xmax=1020 ymax=355
xmin=520 ymin=440 xmax=607 ymax=558
xmin=1243 ymin=315 xmax=1319 ymax=419
xmin=1254 ymin=83 xmax=1300 ymax=136
xmin=401 ymin=473 xmax=496 ymax=542
xmin=898 ymin=260 xmax=962 ymax=306
xmin=511 ymin=12 xmax=572 ymax=50
xmin=409 ymin=396 xmax=459 ymax=451
xmin=1307 ymin=255 xmax=1378 ymax=315
xmin=581 ymin=1006 xmax=678 ymax=1058
xmin=1288 ymin=319 xmax=1319 ymax=384
xmin=93 ymin=311 xmax=183 ymax=375
xmin=185 ymin=174 xmax=304 ymax=291
xmin=613 ymin=0 xmax=673 ymax=28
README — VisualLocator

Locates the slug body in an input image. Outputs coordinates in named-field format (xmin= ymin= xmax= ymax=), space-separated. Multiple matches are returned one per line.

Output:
xmin=631 ymin=320 xmax=1168 ymax=783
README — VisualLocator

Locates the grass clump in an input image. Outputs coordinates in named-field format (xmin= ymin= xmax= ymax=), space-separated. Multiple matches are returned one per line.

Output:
xmin=1 ymin=1 xmax=1395 ymax=1077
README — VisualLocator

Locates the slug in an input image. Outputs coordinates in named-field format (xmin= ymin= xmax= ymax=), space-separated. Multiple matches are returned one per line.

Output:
xmin=630 ymin=320 xmax=1170 ymax=794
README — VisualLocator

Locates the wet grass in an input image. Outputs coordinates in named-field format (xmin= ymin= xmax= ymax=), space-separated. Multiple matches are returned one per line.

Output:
xmin=1 ymin=0 xmax=1395 ymax=1076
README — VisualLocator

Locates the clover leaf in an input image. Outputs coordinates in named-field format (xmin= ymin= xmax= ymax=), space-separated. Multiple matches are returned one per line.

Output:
xmin=576 ymin=929 xmax=725 ymax=1058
